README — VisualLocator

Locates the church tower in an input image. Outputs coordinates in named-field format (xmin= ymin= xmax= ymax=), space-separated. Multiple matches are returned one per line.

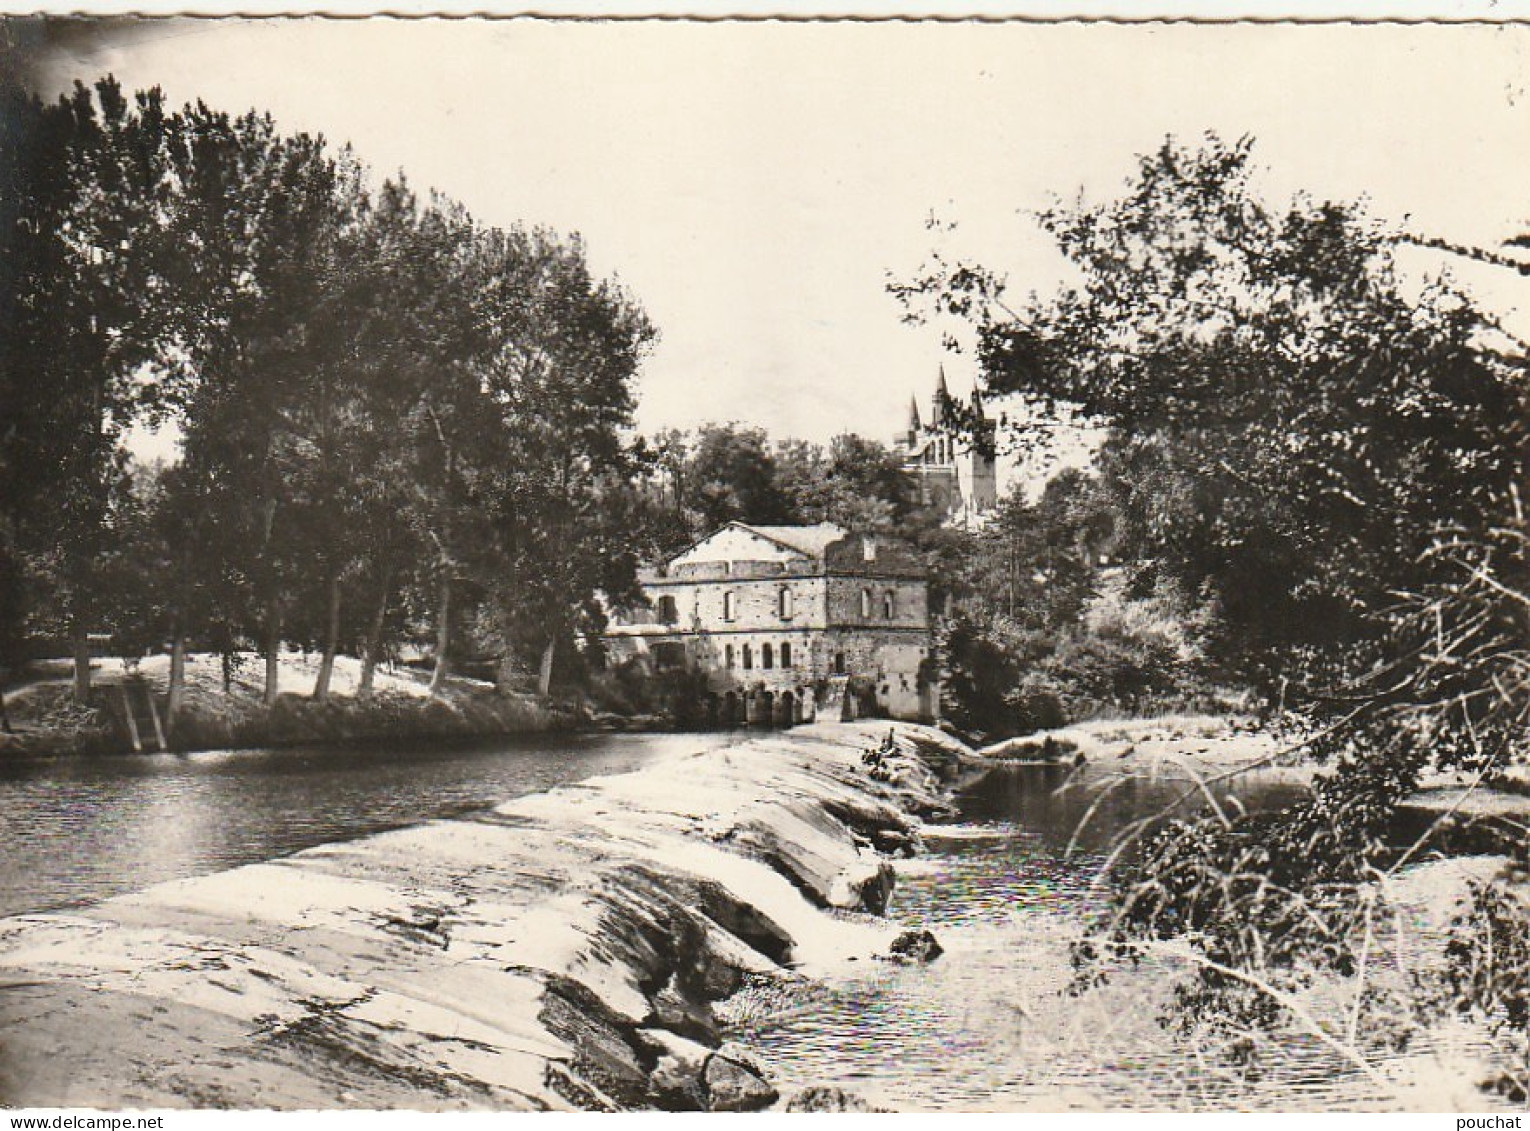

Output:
xmin=896 ymin=367 xmax=998 ymax=523
xmin=957 ymin=386 xmax=999 ymax=518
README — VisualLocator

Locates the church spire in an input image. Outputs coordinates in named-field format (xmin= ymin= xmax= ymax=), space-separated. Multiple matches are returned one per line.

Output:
xmin=905 ymin=395 xmax=922 ymax=445
xmin=931 ymin=365 xmax=950 ymax=426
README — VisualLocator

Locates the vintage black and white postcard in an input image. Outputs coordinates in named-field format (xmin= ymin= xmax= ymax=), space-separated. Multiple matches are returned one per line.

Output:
xmin=1 ymin=7 xmax=1527 ymax=1115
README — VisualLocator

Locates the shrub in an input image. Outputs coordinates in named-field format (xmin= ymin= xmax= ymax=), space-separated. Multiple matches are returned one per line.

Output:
xmin=938 ymin=601 xmax=1208 ymax=740
xmin=1425 ymin=881 xmax=1530 ymax=1098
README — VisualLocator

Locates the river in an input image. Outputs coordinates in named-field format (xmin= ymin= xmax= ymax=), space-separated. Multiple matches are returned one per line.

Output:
xmin=720 ymin=760 xmax=1495 ymax=1111
xmin=1 ymin=732 xmax=1501 ymax=1109
xmin=0 ymin=730 xmax=743 ymax=918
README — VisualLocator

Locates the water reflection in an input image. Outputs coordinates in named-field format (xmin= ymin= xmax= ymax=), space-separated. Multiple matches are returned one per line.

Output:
xmin=0 ymin=730 xmax=742 ymax=917
xmin=957 ymin=760 xmax=1310 ymax=855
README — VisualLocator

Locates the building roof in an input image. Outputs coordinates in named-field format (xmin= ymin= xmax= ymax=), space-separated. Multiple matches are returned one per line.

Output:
xmin=733 ymin=523 xmax=847 ymax=557
xmin=665 ymin=521 xmax=849 ymax=570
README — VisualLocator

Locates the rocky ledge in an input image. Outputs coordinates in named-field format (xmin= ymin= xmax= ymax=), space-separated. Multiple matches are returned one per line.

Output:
xmin=0 ymin=721 xmax=978 ymax=1111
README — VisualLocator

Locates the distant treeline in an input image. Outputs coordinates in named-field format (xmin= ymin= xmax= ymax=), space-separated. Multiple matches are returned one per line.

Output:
xmin=0 ymin=76 xmax=657 ymax=719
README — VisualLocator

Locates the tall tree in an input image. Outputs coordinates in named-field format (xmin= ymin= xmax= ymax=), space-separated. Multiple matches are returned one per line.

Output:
xmin=683 ymin=424 xmax=793 ymax=531
xmin=965 ymin=468 xmax=1113 ymax=631
xmin=474 ymin=227 xmax=656 ymax=695
xmin=168 ymin=105 xmax=363 ymax=704
xmin=775 ymin=433 xmax=921 ymax=532
xmin=335 ymin=186 xmax=482 ymax=698
xmin=1 ymin=79 xmax=181 ymax=699
xmin=376 ymin=199 xmax=504 ymax=698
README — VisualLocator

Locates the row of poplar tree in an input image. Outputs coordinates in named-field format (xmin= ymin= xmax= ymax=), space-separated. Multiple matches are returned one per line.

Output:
xmin=0 ymin=77 xmax=658 ymax=720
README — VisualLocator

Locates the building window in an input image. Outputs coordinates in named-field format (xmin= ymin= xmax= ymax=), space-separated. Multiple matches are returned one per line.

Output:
xmin=725 ymin=644 xmax=734 ymax=668
xmin=656 ymin=595 xmax=678 ymax=624
xmin=779 ymin=587 xmax=793 ymax=620
xmin=652 ymin=642 xmax=686 ymax=670
xmin=860 ymin=588 xmax=873 ymax=619
xmin=834 ymin=651 xmax=846 ymax=675
xmin=883 ymin=590 xmax=894 ymax=619
xmin=723 ymin=590 xmax=735 ymax=621
xmin=742 ymin=644 xmax=753 ymax=670
xmin=762 ymin=643 xmax=773 ymax=670
xmin=780 ymin=642 xmax=792 ymax=668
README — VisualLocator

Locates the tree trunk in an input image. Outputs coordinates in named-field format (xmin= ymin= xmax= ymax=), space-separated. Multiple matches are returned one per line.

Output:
xmin=358 ymin=567 xmax=393 ymax=701
xmin=167 ymin=628 xmax=186 ymax=740
xmin=537 ymin=635 xmax=557 ymax=698
xmin=263 ymin=597 xmax=282 ymax=706
xmin=428 ymin=575 xmax=452 ymax=697
xmin=313 ymin=573 xmax=342 ymax=701
xmin=72 ymin=625 xmax=92 ymax=702
xmin=496 ymin=632 xmax=518 ymax=694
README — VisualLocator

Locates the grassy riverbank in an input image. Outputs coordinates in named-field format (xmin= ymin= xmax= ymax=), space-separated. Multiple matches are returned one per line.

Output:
xmin=0 ymin=653 xmax=573 ymax=757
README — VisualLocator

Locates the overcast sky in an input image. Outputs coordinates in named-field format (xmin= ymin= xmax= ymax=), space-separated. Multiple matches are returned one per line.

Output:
xmin=16 ymin=17 xmax=1530 ymax=456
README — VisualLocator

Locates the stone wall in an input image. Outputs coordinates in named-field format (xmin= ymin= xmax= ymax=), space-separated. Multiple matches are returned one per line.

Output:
xmin=819 ymin=629 xmax=933 ymax=722
xmin=606 ymin=533 xmax=937 ymax=723
xmin=823 ymin=575 xmax=928 ymax=631
xmin=646 ymin=574 xmax=828 ymax=634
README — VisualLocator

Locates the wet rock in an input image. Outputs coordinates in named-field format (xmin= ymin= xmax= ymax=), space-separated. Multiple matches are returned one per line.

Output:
xmin=0 ymin=720 xmax=976 ymax=1109
xmin=649 ymin=1058 xmax=704 ymax=1110
xmin=869 ymin=827 xmax=920 ymax=857
xmin=695 ymin=879 xmax=794 ymax=965
xmin=980 ymin=731 xmax=1085 ymax=763
xmin=647 ymin=977 xmax=719 ymax=1045
xmin=637 ymin=1028 xmax=711 ymax=1111
xmin=726 ymin=801 xmax=872 ymax=909
xmin=1485 ymin=1072 xmax=1528 ymax=1103
xmin=828 ymin=857 xmax=895 ymax=915
xmin=786 ymin=1085 xmax=888 ymax=1112
xmin=595 ymin=865 xmax=752 ymax=1008
xmin=887 ymin=928 xmax=943 ymax=963
xmin=702 ymin=1043 xmax=778 ymax=1112
xmin=539 ymin=973 xmax=651 ymax=1109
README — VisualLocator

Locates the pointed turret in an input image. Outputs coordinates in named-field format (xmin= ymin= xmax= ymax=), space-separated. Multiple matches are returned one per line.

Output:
xmin=931 ymin=365 xmax=950 ymax=426
xmin=904 ymin=395 xmax=922 ymax=447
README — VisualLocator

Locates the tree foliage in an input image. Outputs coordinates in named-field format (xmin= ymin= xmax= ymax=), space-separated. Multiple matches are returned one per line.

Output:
xmin=900 ymin=133 xmax=1530 ymax=1058
xmin=1 ymin=78 xmax=182 ymax=695
xmin=636 ymin=422 xmax=940 ymax=552
xmin=900 ymin=134 xmax=1526 ymax=701
xmin=1 ymin=75 xmax=657 ymax=718
xmin=935 ymin=468 xmax=1197 ymax=739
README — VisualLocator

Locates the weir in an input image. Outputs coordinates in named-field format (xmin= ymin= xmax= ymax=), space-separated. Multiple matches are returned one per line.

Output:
xmin=0 ymin=722 xmax=976 ymax=1112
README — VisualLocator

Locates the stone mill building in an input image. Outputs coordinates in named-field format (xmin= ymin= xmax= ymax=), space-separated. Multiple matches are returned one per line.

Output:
xmin=602 ymin=522 xmax=938 ymax=725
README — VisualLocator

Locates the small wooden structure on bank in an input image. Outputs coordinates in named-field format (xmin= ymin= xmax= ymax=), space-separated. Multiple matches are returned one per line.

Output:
xmin=118 ymin=677 xmax=167 ymax=752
